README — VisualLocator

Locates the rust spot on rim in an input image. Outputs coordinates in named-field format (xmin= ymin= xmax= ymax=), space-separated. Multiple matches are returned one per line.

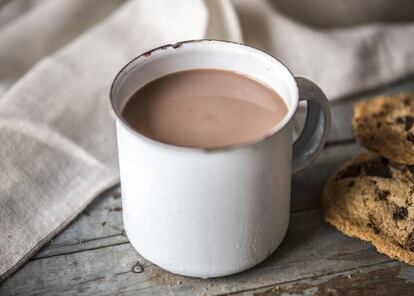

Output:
xmin=172 ymin=42 xmax=183 ymax=49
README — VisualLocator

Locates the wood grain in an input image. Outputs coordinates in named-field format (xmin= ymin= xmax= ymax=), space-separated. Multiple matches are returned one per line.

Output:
xmin=1 ymin=208 xmax=394 ymax=296
xmin=33 ymin=188 xmax=125 ymax=259
xmin=232 ymin=261 xmax=414 ymax=296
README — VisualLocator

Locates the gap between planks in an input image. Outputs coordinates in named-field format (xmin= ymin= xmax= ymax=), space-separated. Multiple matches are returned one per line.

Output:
xmin=2 ymin=207 xmax=395 ymax=296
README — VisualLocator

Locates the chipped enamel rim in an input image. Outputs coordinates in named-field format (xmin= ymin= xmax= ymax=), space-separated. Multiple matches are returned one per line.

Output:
xmin=110 ymin=39 xmax=299 ymax=152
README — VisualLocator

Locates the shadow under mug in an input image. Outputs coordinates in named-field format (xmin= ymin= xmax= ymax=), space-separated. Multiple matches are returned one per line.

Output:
xmin=110 ymin=40 xmax=331 ymax=278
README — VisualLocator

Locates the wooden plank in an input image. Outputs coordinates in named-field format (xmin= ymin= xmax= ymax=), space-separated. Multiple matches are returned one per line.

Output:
xmin=1 ymin=208 xmax=394 ymax=296
xmin=293 ymin=77 xmax=414 ymax=143
xmin=232 ymin=261 xmax=414 ymax=296
xmin=33 ymin=187 xmax=126 ymax=259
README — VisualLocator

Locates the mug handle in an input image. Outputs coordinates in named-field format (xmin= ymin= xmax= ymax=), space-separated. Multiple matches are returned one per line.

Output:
xmin=292 ymin=77 xmax=331 ymax=174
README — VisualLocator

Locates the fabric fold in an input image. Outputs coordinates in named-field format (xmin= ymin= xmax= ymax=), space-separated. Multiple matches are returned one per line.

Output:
xmin=233 ymin=0 xmax=414 ymax=99
xmin=0 ymin=0 xmax=208 ymax=281
xmin=0 ymin=0 xmax=124 ymax=94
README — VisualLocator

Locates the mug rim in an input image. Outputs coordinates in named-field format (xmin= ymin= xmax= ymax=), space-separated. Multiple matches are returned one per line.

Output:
xmin=110 ymin=39 xmax=299 ymax=152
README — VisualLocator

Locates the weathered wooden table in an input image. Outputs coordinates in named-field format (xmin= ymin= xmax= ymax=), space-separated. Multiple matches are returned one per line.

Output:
xmin=2 ymin=78 xmax=414 ymax=296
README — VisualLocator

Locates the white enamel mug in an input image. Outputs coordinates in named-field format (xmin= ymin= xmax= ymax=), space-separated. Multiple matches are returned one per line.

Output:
xmin=110 ymin=40 xmax=331 ymax=278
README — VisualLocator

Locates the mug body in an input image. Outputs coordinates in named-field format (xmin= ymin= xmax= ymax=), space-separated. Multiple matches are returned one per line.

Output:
xmin=110 ymin=40 xmax=299 ymax=278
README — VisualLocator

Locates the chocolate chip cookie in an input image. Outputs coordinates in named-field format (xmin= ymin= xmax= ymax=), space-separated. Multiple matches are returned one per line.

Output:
xmin=322 ymin=152 xmax=414 ymax=265
xmin=353 ymin=93 xmax=414 ymax=164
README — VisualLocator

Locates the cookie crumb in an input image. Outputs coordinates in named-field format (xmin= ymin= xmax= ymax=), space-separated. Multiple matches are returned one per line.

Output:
xmin=364 ymin=157 xmax=392 ymax=178
xmin=132 ymin=262 xmax=144 ymax=273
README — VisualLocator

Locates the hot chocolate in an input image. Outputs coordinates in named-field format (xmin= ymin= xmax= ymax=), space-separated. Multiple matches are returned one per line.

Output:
xmin=122 ymin=69 xmax=288 ymax=148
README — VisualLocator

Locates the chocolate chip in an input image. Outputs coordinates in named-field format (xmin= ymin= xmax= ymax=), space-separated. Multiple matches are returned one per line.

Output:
xmin=364 ymin=157 xmax=392 ymax=178
xmin=336 ymin=158 xmax=392 ymax=180
xmin=407 ymin=133 xmax=414 ymax=144
xmin=367 ymin=223 xmax=381 ymax=234
xmin=407 ymin=166 xmax=414 ymax=175
xmin=374 ymin=111 xmax=386 ymax=117
xmin=336 ymin=163 xmax=364 ymax=180
xmin=396 ymin=116 xmax=405 ymax=124
xmin=406 ymin=232 xmax=414 ymax=251
xmin=396 ymin=116 xmax=414 ymax=131
xmin=383 ymin=103 xmax=393 ymax=111
xmin=393 ymin=207 xmax=408 ymax=220
xmin=348 ymin=180 xmax=355 ymax=187
xmin=377 ymin=122 xmax=382 ymax=128
xmin=405 ymin=116 xmax=414 ymax=131
xmin=403 ymin=97 xmax=411 ymax=106
xmin=375 ymin=188 xmax=390 ymax=200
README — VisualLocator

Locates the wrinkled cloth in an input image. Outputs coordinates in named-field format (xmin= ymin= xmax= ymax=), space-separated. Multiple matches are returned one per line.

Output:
xmin=1 ymin=0 xmax=413 ymax=281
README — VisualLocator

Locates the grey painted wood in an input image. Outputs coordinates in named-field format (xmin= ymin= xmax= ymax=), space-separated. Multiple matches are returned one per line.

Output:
xmin=33 ymin=188 xmax=125 ymax=259
xmin=1 ymin=208 xmax=395 ymax=296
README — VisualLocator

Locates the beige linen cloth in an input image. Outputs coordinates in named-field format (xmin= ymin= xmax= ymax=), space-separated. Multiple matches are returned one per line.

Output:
xmin=0 ymin=0 xmax=413 ymax=281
